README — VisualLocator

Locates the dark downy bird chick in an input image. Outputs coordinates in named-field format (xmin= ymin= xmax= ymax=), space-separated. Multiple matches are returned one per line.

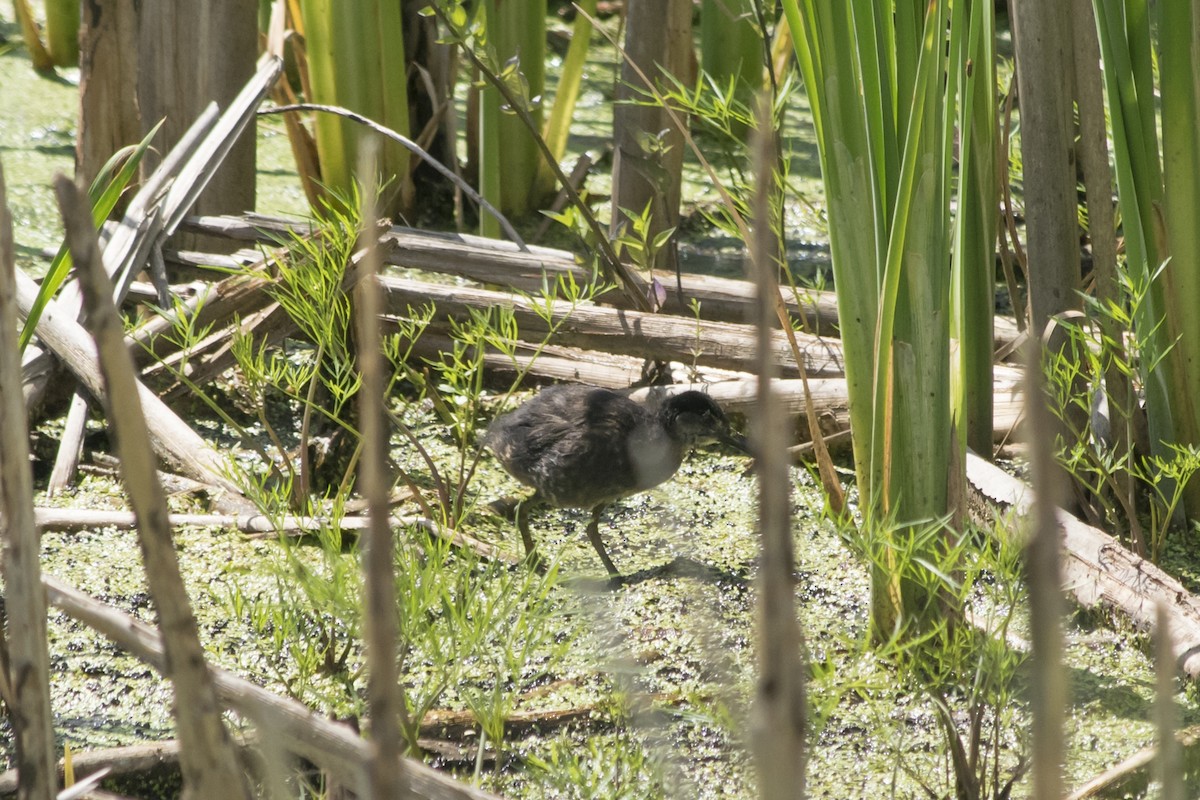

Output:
xmin=486 ymin=385 xmax=747 ymax=576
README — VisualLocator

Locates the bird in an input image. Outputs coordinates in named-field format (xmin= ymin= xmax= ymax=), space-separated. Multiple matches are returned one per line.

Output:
xmin=485 ymin=385 xmax=747 ymax=576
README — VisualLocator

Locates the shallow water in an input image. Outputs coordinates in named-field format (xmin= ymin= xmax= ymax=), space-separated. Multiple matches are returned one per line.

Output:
xmin=2 ymin=10 xmax=1198 ymax=798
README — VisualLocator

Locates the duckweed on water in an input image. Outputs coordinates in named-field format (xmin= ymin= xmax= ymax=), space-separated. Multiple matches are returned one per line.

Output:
xmin=13 ymin=398 xmax=1200 ymax=799
xmin=6 ymin=12 xmax=1200 ymax=795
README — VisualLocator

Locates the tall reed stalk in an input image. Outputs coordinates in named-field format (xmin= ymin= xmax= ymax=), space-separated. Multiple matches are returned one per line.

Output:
xmin=782 ymin=0 xmax=996 ymax=632
xmin=478 ymin=0 xmax=546 ymax=216
xmin=299 ymin=0 xmax=413 ymax=216
xmin=1092 ymin=0 xmax=1200 ymax=515
xmin=700 ymin=0 xmax=763 ymax=128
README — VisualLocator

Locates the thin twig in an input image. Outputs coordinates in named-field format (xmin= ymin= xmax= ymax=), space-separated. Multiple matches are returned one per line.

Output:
xmin=260 ymin=103 xmax=526 ymax=250
xmin=57 ymin=174 xmax=253 ymax=800
xmin=354 ymin=143 xmax=410 ymax=798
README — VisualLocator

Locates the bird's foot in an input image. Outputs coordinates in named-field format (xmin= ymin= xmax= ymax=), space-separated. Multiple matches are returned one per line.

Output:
xmin=488 ymin=496 xmax=523 ymax=521
xmin=523 ymin=549 xmax=548 ymax=575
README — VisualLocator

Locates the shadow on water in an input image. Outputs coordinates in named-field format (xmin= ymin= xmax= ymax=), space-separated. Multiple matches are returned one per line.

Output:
xmin=563 ymin=554 xmax=751 ymax=593
xmin=678 ymin=238 xmax=832 ymax=285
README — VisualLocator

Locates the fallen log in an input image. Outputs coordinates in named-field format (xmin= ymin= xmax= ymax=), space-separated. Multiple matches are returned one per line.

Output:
xmin=965 ymin=451 xmax=1200 ymax=680
xmin=181 ymin=212 xmax=1023 ymax=353
xmin=380 ymin=274 xmax=846 ymax=378
xmin=630 ymin=368 xmax=1024 ymax=443
xmin=0 ymin=740 xmax=252 ymax=797
xmin=140 ymin=266 xmax=846 ymax=395
xmin=13 ymin=267 xmax=246 ymax=501
xmin=406 ymin=330 xmax=747 ymax=391
xmin=1065 ymin=726 xmax=1200 ymax=799
xmin=33 ymin=506 xmax=518 ymax=566
xmin=32 ymin=507 xmax=377 ymax=534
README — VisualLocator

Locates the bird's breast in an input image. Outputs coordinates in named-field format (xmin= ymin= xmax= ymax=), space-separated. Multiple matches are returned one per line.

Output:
xmin=627 ymin=428 xmax=684 ymax=490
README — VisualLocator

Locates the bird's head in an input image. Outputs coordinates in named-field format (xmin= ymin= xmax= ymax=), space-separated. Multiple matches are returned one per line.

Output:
xmin=660 ymin=391 xmax=748 ymax=453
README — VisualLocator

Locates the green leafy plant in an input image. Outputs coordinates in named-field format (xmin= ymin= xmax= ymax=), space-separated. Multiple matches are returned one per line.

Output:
xmin=222 ymin=524 xmax=575 ymax=756
xmin=1093 ymin=0 xmax=1200 ymax=516
xmin=812 ymin=514 xmax=1030 ymax=800
xmin=221 ymin=517 xmax=363 ymax=714
xmin=611 ymin=199 xmax=676 ymax=303
xmin=1044 ymin=284 xmax=1200 ymax=561
xmin=20 ymin=122 xmax=163 ymax=352
xmin=700 ymin=0 xmax=764 ymax=138
xmin=524 ymin=732 xmax=670 ymax=800
xmin=225 ymin=193 xmax=373 ymax=510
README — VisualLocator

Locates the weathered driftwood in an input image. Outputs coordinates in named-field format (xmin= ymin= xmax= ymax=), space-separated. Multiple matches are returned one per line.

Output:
xmin=43 ymin=576 xmax=504 ymax=800
xmin=407 ymin=330 xmax=749 ymax=390
xmin=131 ymin=270 xmax=281 ymax=392
xmin=23 ymin=106 xmax=220 ymax=411
xmin=184 ymin=213 xmax=844 ymax=333
xmin=13 ymin=267 xmax=245 ymax=499
xmin=140 ymin=265 xmax=750 ymax=396
xmin=47 ymin=392 xmax=89 ymax=495
xmin=0 ymin=151 xmax=57 ymax=800
xmin=418 ymin=702 xmax=607 ymax=741
xmin=380 ymin=274 xmax=845 ymax=378
xmin=1065 ymin=725 xmax=1200 ymax=799
xmin=965 ymin=452 xmax=1200 ymax=680
xmin=32 ymin=507 xmax=375 ymax=534
xmin=631 ymin=367 xmax=1025 ymax=443
xmin=27 ymin=56 xmax=281 ymax=494
xmin=0 ymin=740 xmax=251 ymax=797
xmin=182 ymin=212 xmax=1023 ymax=352
xmin=61 ymin=175 xmax=253 ymax=800
xmin=140 ymin=255 xmax=845 ymax=398
xmin=31 ymin=507 xmax=520 ymax=565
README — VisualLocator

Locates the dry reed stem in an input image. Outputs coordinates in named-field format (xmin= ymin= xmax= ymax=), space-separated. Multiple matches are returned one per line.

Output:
xmin=748 ymin=95 xmax=806 ymax=799
xmin=1155 ymin=602 xmax=1183 ymax=800
xmin=0 ymin=140 xmax=57 ymax=800
xmin=56 ymin=175 xmax=252 ymax=800
xmin=1024 ymin=338 xmax=1067 ymax=800
xmin=354 ymin=143 xmax=410 ymax=799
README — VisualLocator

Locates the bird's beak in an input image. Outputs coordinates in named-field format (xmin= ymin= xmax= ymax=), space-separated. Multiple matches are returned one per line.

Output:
xmin=721 ymin=431 xmax=751 ymax=456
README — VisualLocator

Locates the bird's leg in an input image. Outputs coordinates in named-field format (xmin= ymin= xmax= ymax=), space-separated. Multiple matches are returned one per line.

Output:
xmin=515 ymin=497 xmax=546 ymax=573
xmin=585 ymin=505 xmax=621 ymax=576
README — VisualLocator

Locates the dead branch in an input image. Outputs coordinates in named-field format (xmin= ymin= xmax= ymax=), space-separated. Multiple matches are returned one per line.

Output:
xmin=59 ymin=175 xmax=253 ymax=799
xmin=966 ymin=452 xmax=1200 ymax=680
xmin=43 ymin=576 xmax=504 ymax=800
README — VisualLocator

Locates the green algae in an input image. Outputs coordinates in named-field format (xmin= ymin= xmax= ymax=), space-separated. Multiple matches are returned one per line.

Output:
xmin=2 ymin=14 xmax=1200 ymax=799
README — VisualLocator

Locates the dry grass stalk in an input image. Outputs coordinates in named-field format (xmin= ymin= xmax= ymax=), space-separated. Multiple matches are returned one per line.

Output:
xmin=748 ymin=96 xmax=806 ymax=799
xmin=56 ymin=174 xmax=253 ymax=800
xmin=1024 ymin=338 xmax=1067 ymax=800
xmin=0 ymin=142 xmax=57 ymax=800
xmin=354 ymin=146 xmax=411 ymax=799
xmin=1155 ymin=602 xmax=1183 ymax=800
